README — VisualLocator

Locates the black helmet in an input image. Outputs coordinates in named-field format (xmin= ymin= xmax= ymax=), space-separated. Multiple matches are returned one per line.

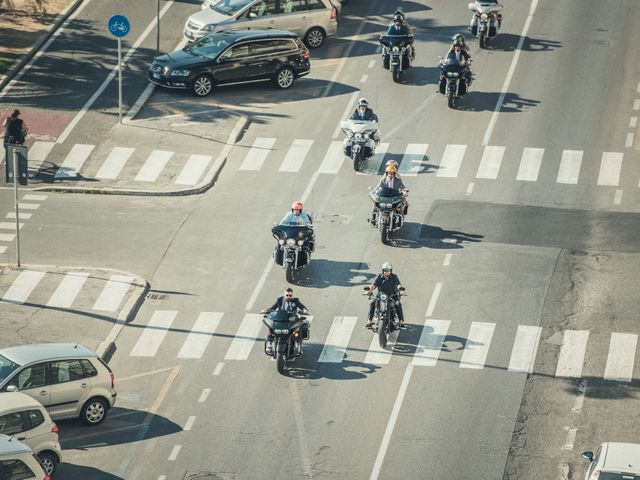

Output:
xmin=394 ymin=8 xmax=405 ymax=19
xmin=452 ymin=34 xmax=465 ymax=45
xmin=393 ymin=14 xmax=403 ymax=24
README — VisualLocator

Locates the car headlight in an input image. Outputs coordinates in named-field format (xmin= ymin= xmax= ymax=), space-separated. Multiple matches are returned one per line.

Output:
xmin=286 ymin=238 xmax=296 ymax=246
xmin=480 ymin=13 xmax=488 ymax=19
xmin=203 ymin=24 xmax=217 ymax=32
xmin=278 ymin=239 xmax=285 ymax=245
xmin=274 ymin=328 xmax=289 ymax=334
xmin=170 ymin=69 xmax=190 ymax=77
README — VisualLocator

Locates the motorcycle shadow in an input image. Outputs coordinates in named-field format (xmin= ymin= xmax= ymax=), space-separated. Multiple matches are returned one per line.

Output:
xmin=292 ymin=259 xmax=375 ymax=288
xmin=386 ymin=221 xmax=484 ymax=249
xmin=285 ymin=344 xmax=381 ymax=380
xmin=486 ymin=33 xmax=563 ymax=52
xmin=456 ymin=91 xmax=541 ymax=112
xmin=398 ymin=66 xmax=440 ymax=87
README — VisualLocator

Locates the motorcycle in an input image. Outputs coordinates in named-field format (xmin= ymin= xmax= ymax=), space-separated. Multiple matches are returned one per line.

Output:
xmin=272 ymin=223 xmax=314 ymax=282
xmin=368 ymin=186 xmax=407 ymax=244
xmin=379 ymin=33 xmax=413 ymax=83
xmin=468 ymin=1 xmax=503 ymax=49
xmin=437 ymin=56 xmax=470 ymax=109
xmin=341 ymin=119 xmax=379 ymax=171
xmin=364 ymin=287 xmax=406 ymax=348
xmin=261 ymin=309 xmax=309 ymax=374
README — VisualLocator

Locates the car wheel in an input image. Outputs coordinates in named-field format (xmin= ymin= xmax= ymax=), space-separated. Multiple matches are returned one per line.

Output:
xmin=38 ymin=452 xmax=59 ymax=476
xmin=274 ymin=67 xmax=295 ymax=89
xmin=81 ymin=397 xmax=109 ymax=426
xmin=305 ymin=27 xmax=326 ymax=49
xmin=192 ymin=74 xmax=213 ymax=97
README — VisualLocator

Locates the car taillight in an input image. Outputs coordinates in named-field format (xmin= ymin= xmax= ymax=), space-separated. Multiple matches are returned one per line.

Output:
xmin=110 ymin=372 xmax=115 ymax=389
xmin=303 ymin=49 xmax=310 ymax=59
xmin=330 ymin=7 xmax=336 ymax=20
xmin=51 ymin=423 xmax=59 ymax=434
xmin=44 ymin=475 xmax=51 ymax=480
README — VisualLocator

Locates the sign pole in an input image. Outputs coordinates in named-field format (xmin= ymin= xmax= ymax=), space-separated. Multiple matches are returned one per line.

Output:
xmin=12 ymin=147 xmax=21 ymax=268
xmin=157 ymin=0 xmax=160 ymax=53
xmin=118 ymin=37 xmax=122 ymax=124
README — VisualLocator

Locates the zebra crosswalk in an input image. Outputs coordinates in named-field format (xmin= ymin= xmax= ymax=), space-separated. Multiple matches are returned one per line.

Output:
xmin=0 ymin=194 xmax=47 ymax=254
xmin=127 ymin=310 xmax=640 ymax=382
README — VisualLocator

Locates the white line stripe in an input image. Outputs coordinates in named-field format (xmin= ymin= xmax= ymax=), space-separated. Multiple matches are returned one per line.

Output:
xmin=96 ymin=147 xmax=135 ymax=179
xmin=368 ymin=142 xmax=390 ymax=174
xmin=22 ymin=194 xmax=47 ymax=201
xmin=46 ymin=272 xmax=90 ymax=308
xmin=425 ymin=282 xmax=442 ymax=317
xmin=212 ymin=362 xmax=225 ymax=376
xmin=0 ymin=233 xmax=16 ymax=242
xmin=318 ymin=141 xmax=345 ymax=174
xmin=412 ymin=319 xmax=450 ymax=367
xmin=54 ymin=144 xmax=94 ymax=179
xmin=555 ymin=330 xmax=589 ymax=378
xmin=168 ymin=445 xmax=182 ymax=461
xmin=135 ymin=150 xmax=173 ymax=182
xmin=245 ymin=258 xmax=273 ymax=311
xmin=436 ymin=144 xmax=466 ymax=178
xmin=460 ymin=322 xmax=496 ymax=369
xmin=630 ymin=116 xmax=638 ymax=128
xmin=0 ymin=222 xmax=24 ymax=229
xmin=130 ymin=311 xmax=177 ymax=357
xmin=604 ymin=333 xmax=637 ymax=382
xmin=465 ymin=182 xmax=474 ymax=196
xmin=562 ymin=427 xmax=577 ymax=450
xmin=360 ymin=74 xmax=368 ymax=83
xmin=556 ymin=150 xmax=583 ymax=184
xmin=637 ymin=82 xmax=640 ymax=93
xmin=364 ymin=331 xmax=398 ymax=365
xmin=398 ymin=143 xmax=428 ymax=177
xmin=633 ymin=99 xmax=640 ymax=111
xmin=92 ymin=274 xmax=134 ymax=312
xmin=28 ymin=141 xmax=55 ymax=171
xmin=177 ymin=312 xmax=223 ymax=359
xmin=368 ymin=60 xmax=375 ymax=69
xmin=614 ymin=189 xmax=623 ymax=205
xmin=516 ymin=147 xmax=544 ymax=181
xmin=198 ymin=388 xmax=210 ymax=403
xmin=476 ymin=145 xmax=505 ymax=179
xmin=239 ymin=137 xmax=276 ymax=171
xmin=224 ymin=313 xmax=263 ymax=360
xmin=0 ymin=270 xmax=46 ymax=304
xmin=443 ymin=254 xmax=452 ymax=266
xmin=175 ymin=154 xmax=212 ymax=185
xmin=508 ymin=325 xmax=542 ymax=373
xmin=17 ymin=203 xmax=39 ymax=210
xmin=0 ymin=246 xmax=6 ymax=253
xmin=597 ymin=152 xmax=623 ymax=186
xmin=572 ymin=379 xmax=588 ymax=413
xmin=5 ymin=213 xmax=31 ymax=219
xmin=279 ymin=139 xmax=313 ymax=173
xmin=318 ymin=316 xmax=358 ymax=363
xmin=183 ymin=416 xmax=196 ymax=431
xmin=626 ymin=133 xmax=635 ymax=148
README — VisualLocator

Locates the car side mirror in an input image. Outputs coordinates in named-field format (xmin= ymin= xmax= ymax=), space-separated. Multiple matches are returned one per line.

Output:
xmin=248 ymin=12 xmax=257 ymax=18
xmin=6 ymin=385 xmax=18 ymax=393
xmin=581 ymin=451 xmax=594 ymax=462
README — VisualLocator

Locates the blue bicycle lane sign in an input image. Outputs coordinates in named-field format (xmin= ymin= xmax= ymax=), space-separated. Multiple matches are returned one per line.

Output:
xmin=108 ymin=14 xmax=130 ymax=38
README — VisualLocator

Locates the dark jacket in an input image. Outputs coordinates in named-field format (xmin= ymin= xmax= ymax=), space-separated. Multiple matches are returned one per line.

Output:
xmin=267 ymin=296 xmax=307 ymax=314
xmin=387 ymin=24 xmax=410 ymax=36
xmin=372 ymin=273 xmax=402 ymax=296
xmin=5 ymin=118 xmax=25 ymax=144
xmin=350 ymin=108 xmax=378 ymax=122
xmin=447 ymin=49 xmax=471 ymax=63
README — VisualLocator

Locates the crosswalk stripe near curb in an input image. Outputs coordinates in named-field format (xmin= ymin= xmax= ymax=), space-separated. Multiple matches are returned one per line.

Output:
xmin=597 ymin=152 xmax=623 ymax=187
xmin=177 ymin=312 xmax=224 ymax=359
xmin=46 ymin=272 xmax=90 ymax=308
xmin=318 ymin=316 xmax=358 ymax=363
xmin=54 ymin=144 xmax=94 ymax=179
xmin=92 ymin=274 xmax=135 ymax=312
xmin=604 ymin=332 xmax=637 ymax=382
xmin=460 ymin=322 xmax=496 ymax=369
xmin=555 ymin=330 xmax=589 ymax=378
xmin=0 ymin=270 xmax=46 ymax=304
xmin=508 ymin=325 xmax=542 ymax=373
xmin=135 ymin=150 xmax=174 ymax=182
xmin=436 ymin=144 xmax=466 ymax=178
xmin=130 ymin=310 xmax=177 ymax=357
xmin=239 ymin=137 xmax=276 ymax=171
xmin=175 ymin=154 xmax=212 ymax=186
xmin=556 ymin=150 xmax=582 ymax=184
xmin=224 ymin=313 xmax=263 ymax=360
xmin=96 ymin=147 xmax=134 ymax=180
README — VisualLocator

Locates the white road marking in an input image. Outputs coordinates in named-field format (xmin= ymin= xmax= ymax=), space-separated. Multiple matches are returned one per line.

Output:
xmin=225 ymin=313 xmax=263 ymax=360
xmin=412 ymin=319 xmax=450 ymax=367
xmin=368 ymin=59 xmax=375 ymax=69
xmin=614 ymin=189 xmax=623 ymax=205
xmin=46 ymin=272 xmax=90 ymax=308
xmin=318 ymin=141 xmax=346 ymax=174
xmin=245 ymin=258 xmax=274 ymax=311
xmin=28 ymin=141 xmax=55 ymax=172
xmin=633 ymin=99 xmax=640 ymax=110
xmin=318 ymin=316 xmax=358 ymax=363
xmin=561 ymin=427 xmax=578 ymax=450
xmin=597 ymin=152 xmax=623 ymax=186
xmin=0 ymin=234 xmax=16 ymax=242
xmin=158 ymin=476 xmax=167 ymax=480
xmin=555 ymin=330 xmax=589 ymax=378
xmin=367 ymin=142 xmax=390 ymax=174
xmin=17 ymin=203 xmax=39 ymax=210
xmin=604 ymin=333 xmax=637 ymax=382
xmin=130 ymin=310 xmax=177 ymax=357
xmin=198 ymin=388 xmax=210 ymax=403
xmin=556 ymin=150 xmax=583 ymax=184
xmin=96 ymin=147 xmax=134 ymax=179
xmin=135 ymin=150 xmax=173 ymax=182
xmin=630 ymin=116 xmax=638 ymax=128
xmin=125 ymin=82 xmax=154 ymax=122
xmin=443 ymin=254 xmax=452 ymax=266
xmin=460 ymin=322 xmax=496 ymax=369
xmin=177 ymin=312 xmax=223 ymax=359
xmin=476 ymin=145 xmax=505 ymax=179
xmin=92 ymin=274 xmax=134 ymax=311
xmin=516 ymin=147 xmax=544 ymax=181
xmin=571 ymin=379 xmax=588 ymax=413
xmin=637 ymin=82 xmax=640 ymax=93
xmin=0 ymin=222 xmax=23 ymax=229
xmin=22 ymin=194 xmax=47 ymax=201
xmin=0 ymin=270 xmax=46 ymax=304
xmin=360 ymin=74 xmax=369 ymax=83
xmin=425 ymin=282 xmax=442 ymax=317
xmin=0 ymin=246 xmax=6 ymax=253
xmin=212 ymin=362 xmax=225 ymax=376
xmin=279 ymin=139 xmax=313 ymax=173
xmin=6 ymin=213 xmax=31 ymax=219
xmin=626 ymin=133 xmax=635 ymax=148
xmin=508 ymin=325 xmax=541 ymax=373
xmin=364 ymin=331 xmax=398 ymax=365
xmin=54 ymin=144 xmax=94 ymax=179
xmin=239 ymin=137 xmax=276 ymax=171
xmin=465 ymin=182 xmax=474 ymax=195
xmin=183 ymin=416 xmax=196 ymax=431
xmin=168 ymin=445 xmax=182 ymax=461
xmin=175 ymin=154 xmax=212 ymax=185
xmin=436 ymin=144 xmax=466 ymax=178
xmin=398 ymin=143 xmax=428 ymax=176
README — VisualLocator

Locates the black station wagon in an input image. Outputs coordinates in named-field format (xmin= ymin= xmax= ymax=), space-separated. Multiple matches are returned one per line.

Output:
xmin=148 ymin=29 xmax=311 ymax=96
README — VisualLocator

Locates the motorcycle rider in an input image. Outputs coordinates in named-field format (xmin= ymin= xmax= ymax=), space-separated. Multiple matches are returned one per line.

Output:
xmin=366 ymin=263 xmax=405 ymax=329
xmin=452 ymin=33 xmax=470 ymax=52
xmin=346 ymin=98 xmax=380 ymax=149
xmin=393 ymin=8 xmax=415 ymax=59
xmin=440 ymin=41 xmax=472 ymax=94
xmin=384 ymin=160 xmax=402 ymax=180
xmin=261 ymin=288 xmax=310 ymax=355
xmin=280 ymin=200 xmax=314 ymax=252
xmin=387 ymin=13 xmax=410 ymax=36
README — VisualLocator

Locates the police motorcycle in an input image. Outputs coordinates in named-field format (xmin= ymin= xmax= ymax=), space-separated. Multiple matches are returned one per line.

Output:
xmin=368 ymin=186 xmax=407 ymax=244
xmin=341 ymin=119 xmax=379 ymax=171
xmin=272 ymin=223 xmax=314 ymax=282
xmin=437 ymin=56 xmax=470 ymax=109
xmin=364 ymin=286 xmax=406 ymax=348
xmin=468 ymin=1 xmax=503 ymax=48
xmin=260 ymin=309 xmax=310 ymax=374
xmin=380 ymin=33 xmax=414 ymax=83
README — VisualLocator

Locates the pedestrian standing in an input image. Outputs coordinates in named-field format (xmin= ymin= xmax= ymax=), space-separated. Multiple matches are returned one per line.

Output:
xmin=3 ymin=109 xmax=28 ymax=146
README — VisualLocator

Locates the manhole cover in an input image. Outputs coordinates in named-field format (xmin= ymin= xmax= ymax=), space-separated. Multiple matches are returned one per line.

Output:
xmin=183 ymin=473 xmax=234 ymax=480
xmin=315 ymin=214 xmax=351 ymax=225
xmin=147 ymin=293 xmax=168 ymax=300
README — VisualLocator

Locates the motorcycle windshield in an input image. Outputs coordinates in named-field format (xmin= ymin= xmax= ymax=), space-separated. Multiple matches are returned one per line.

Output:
xmin=373 ymin=187 xmax=403 ymax=204
xmin=272 ymin=224 xmax=313 ymax=239
xmin=473 ymin=3 xmax=503 ymax=13
xmin=379 ymin=34 xmax=413 ymax=48
xmin=341 ymin=119 xmax=379 ymax=133
xmin=442 ymin=58 xmax=465 ymax=73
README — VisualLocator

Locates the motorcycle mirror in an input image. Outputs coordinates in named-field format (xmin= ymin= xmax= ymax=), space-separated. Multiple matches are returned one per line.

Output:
xmin=399 ymin=287 xmax=406 ymax=291
xmin=467 ymin=2 xmax=476 ymax=11
xmin=363 ymin=287 xmax=370 ymax=291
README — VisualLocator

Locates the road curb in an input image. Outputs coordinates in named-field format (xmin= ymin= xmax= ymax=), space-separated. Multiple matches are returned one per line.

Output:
xmin=30 ymin=115 xmax=248 ymax=197
xmin=0 ymin=0 xmax=85 ymax=93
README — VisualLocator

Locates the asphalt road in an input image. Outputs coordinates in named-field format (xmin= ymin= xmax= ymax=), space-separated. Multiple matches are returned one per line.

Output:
xmin=1 ymin=0 xmax=640 ymax=479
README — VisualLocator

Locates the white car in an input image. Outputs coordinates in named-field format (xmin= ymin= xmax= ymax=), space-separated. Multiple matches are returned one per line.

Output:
xmin=581 ymin=442 xmax=640 ymax=480
xmin=0 ymin=434 xmax=49 ymax=480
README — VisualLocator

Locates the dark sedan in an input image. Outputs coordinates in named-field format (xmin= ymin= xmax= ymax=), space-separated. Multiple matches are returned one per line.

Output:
xmin=148 ymin=30 xmax=311 ymax=97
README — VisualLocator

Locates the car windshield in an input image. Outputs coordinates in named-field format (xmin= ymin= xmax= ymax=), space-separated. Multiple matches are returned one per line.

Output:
xmin=599 ymin=474 xmax=640 ymax=480
xmin=0 ymin=354 xmax=21 ymax=384
xmin=184 ymin=36 xmax=231 ymax=59
xmin=210 ymin=0 xmax=253 ymax=15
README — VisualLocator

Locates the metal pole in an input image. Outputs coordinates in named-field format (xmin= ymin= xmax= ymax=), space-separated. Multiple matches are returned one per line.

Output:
xmin=118 ymin=38 xmax=122 ymax=124
xmin=12 ymin=147 xmax=21 ymax=268
xmin=156 ymin=0 xmax=160 ymax=53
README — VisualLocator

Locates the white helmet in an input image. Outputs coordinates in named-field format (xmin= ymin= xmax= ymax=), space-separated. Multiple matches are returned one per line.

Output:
xmin=382 ymin=262 xmax=393 ymax=272
xmin=358 ymin=98 xmax=369 ymax=107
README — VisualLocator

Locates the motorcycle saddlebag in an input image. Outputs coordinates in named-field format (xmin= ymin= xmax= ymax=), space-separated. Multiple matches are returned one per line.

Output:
xmin=470 ymin=25 xmax=478 ymax=36
xmin=401 ymin=55 xmax=410 ymax=70
xmin=344 ymin=144 xmax=352 ymax=157
xmin=301 ymin=322 xmax=310 ymax=340
xmin=489 ymin=26 xmax=497 ymax=36
xmin=273 ymin=247 xmax=284 ymax=266
xmin=382 ymin=53 xmax=390 ymax=70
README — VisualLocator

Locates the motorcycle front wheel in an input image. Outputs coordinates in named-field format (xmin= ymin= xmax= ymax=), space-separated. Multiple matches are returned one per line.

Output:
xmin=479 ymin=32 xmax=487 ymax=49
xmin=392 ymin=65 xmax=400 ymax=83
xmin=381 ymin=224 xmax=389 ymax=244
xmin=448 ymin=89 xmax=455 ymax=109
xmin=378 ymin=319 xmax=388 ymax=348
xmin=285 ymin=262 xmax=294 ymax=283
xmin=276 ymin=350 xmax=286 ymax=374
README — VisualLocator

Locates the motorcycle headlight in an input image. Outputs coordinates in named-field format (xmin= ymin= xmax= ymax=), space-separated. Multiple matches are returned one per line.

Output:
xmin=354 ymin=133 xmax=363 ymax=139
xmin=480 ymin=13 xmax=488 ymax=19
xmin=297 ymin=240 xmax=304 ymax=246
xmin=170 ymin=69 xmax=190 ymax=77
xmin=278 ymin=239 xmax=285 ymax=245
xmin=274 ymin=328 xmax=289 ymax=334
xmin=392 ymin=46 xmax=400 ymax=52
xmin=286 ymin=238 xmax=296 ymax=246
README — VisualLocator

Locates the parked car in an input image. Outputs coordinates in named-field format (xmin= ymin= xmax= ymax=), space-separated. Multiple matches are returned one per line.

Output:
xmin=0 ymin=343 xmax=117 ymax=426
xmin=0 ymin=392 xmax=62 ymax=477
xmin=0 ymin=434 xmax=49 ymax=480
xmin=149 ymin=30 xmax=310 ymax=97
xmin=581 ymin=442 xmax=640 ymax=479
xmin=188 ymin=0 xmax=338 ymax=48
